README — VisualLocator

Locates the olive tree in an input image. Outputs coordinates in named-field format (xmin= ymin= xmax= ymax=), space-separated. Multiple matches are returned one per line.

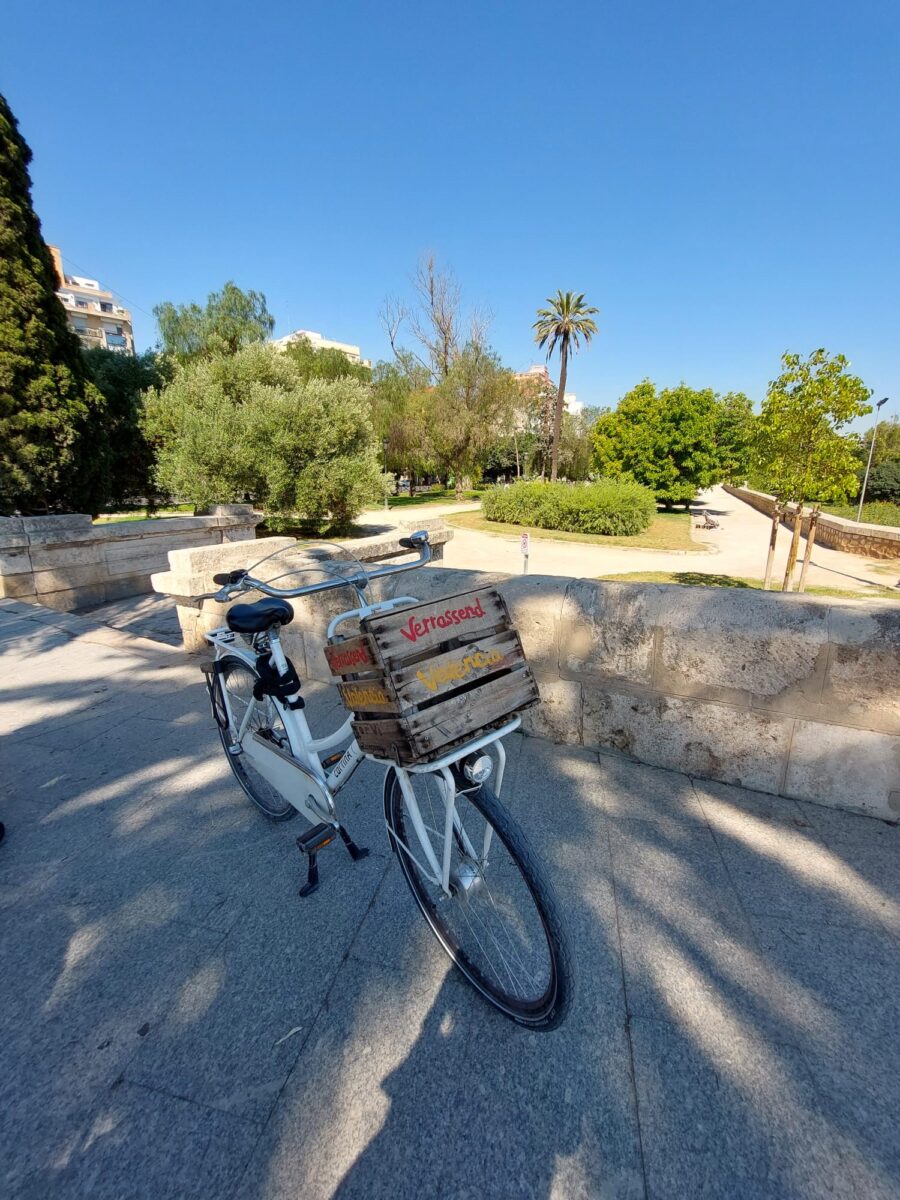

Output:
xmin=143 ymin=344 xmax=384 ymax=531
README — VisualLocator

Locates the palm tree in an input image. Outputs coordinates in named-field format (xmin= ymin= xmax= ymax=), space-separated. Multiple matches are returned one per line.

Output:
xmin=533 ymin=291 xmax=599 ymax=481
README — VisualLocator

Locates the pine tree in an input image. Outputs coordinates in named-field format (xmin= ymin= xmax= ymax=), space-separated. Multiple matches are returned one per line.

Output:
xmin=0 ymin=92 xmax=108 ymax=514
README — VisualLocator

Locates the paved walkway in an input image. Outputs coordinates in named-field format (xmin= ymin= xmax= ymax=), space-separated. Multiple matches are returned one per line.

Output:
xmin=1 ymin=598 xmax=898 ymax=1199
xmin=439 ymin=486 xmax=898 ymax=590
xmin=361 ymin=488 xmax=899 ymax=595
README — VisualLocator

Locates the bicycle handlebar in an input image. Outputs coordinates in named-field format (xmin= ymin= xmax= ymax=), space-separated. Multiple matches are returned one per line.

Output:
xmin=193 ymin=530 xmax=432 ymax=604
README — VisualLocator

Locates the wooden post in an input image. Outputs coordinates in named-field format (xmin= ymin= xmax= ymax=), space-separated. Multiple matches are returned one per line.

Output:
xmin=797 ymin=505 xmax=820 ymax=594
xmin=763 ymin=505 xmax=781 ymax=590
xmin=781 ymin=503 xmax=804 ymax=592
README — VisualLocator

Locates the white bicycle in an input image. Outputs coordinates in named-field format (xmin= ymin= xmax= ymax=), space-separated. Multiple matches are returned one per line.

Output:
xmin=197 ymin=532 xmax=572 ymax=1030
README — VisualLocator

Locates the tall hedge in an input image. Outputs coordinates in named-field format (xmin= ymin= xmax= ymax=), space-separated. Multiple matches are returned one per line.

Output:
xmin=0 ymin=93 xmax=108 ymax=514
xmin=482 ymin=479 xmax=656 ymax=536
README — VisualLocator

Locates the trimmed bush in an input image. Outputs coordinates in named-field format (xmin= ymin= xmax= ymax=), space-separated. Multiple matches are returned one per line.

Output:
xmin=482 ymin=479 xmax=656 ymax=536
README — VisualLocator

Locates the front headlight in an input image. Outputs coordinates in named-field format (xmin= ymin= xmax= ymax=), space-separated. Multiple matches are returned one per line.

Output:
xmin=462 ymin=753 xmax=493 ymax=785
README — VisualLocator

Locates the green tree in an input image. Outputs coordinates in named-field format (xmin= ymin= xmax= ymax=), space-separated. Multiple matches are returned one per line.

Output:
xmin=370 ymin=358 xmax=434 ymax=488
xmin=0 ymin=93 xmax=107 ymax=514
xmin=754 ymin=349 xmax=871 ymax=591
xmin=425 ymin=344 xmax=518 ymax=497
xmin=153 ymin=282 xmax=274 ymax=362
xmin=557 ymin=407 xmax=600 ymax=481
xmin=855 ymin=416 xmax=900 ymax=471
xmin=281 ymin=335 xmax=371 ymax=384
xmin=81 ymin=347 xmax=169 ymax=506
xmin=593 ymin=381 xmax=722 ymax=506
xmin=754 ymin=350 xmax=871 ymax=505
xmin=715 ymin=392 xmax=755 ymax=484
xmin=143 ymin=344 xmax=383 ymax=531
xmin=533 ymin=290 xmax=599 ymax=482
xmin=862 ymin=460 xmax=900 ymax=504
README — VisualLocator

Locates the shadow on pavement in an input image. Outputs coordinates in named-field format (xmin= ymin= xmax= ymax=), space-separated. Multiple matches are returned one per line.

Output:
xmin=1 ymin=605 xmax=898 ymax=1199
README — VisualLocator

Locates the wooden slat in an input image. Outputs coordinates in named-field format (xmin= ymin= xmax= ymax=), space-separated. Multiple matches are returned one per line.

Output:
xmin=363 ymin=588 xmax=509 ymax=667
xmin=406 ymin=668 xmax=537 ymax=745
xmin=351 ymin=667 xmax=539 ymax=764
xmin=389 ymin=629 xmax=525 ymax=708
xmin=337 ymin=678 xmax=398 ymax=714
xmin=324 ymin=633 xmax=381 ymax=678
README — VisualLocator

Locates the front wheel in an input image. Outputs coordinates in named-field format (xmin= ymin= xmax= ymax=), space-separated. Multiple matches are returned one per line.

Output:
xmin=384 ymin=769 xmax=573 ymax=1030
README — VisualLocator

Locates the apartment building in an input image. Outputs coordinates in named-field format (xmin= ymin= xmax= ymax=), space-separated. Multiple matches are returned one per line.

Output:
xmin=49 ymin=245 xmax=135 ymax=355
xmin=514 ymin=363 xmax=582 ymax=413
xmin=271 ymin=328 xmax=370 ymax=367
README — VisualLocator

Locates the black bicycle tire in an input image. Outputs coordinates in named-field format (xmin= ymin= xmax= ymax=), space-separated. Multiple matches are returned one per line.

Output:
xmin=214 ymin=656 xmax=297 ymax=822
xmin=384 ymin=770 xmax=574 ymax=1030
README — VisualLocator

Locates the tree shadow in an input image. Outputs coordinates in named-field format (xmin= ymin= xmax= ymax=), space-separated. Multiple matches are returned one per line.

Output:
xmin=2 ymin=606 xmax=898 ymax=1199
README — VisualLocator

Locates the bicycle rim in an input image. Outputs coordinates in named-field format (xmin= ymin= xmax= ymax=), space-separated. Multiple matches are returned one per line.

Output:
xmin=216 ymin=658 xmax=297 ymax=821
xmin=385 ymin=770 xmax=569 ymax=1028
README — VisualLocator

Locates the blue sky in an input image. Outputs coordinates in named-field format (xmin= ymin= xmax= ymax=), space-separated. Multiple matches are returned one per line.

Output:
xmin=3 ymin=0 xmax=898 ymax=426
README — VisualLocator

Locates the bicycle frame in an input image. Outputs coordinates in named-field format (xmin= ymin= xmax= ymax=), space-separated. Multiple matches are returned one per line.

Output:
xmin=205 ymin=591 xmax=518 ymax=898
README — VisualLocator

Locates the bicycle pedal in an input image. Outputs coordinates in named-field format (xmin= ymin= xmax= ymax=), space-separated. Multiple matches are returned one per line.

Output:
xmin=320 ymin=751 xmax=343 ymax=769
xmin=296 ymin=823 xmax=337 ymax=856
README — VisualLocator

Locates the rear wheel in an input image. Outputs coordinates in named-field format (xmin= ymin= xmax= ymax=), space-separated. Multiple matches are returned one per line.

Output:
xmin=384 ymin=769 xmax=573 ymax=1029
xmin=214 ymin=656 xmax=297 ymax=821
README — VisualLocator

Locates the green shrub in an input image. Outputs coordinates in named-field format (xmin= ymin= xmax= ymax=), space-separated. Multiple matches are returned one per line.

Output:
xmin=482 ymin=479 xmax=656 ymax=536
xmin=824 ymin=501 xmax=900 ymax=528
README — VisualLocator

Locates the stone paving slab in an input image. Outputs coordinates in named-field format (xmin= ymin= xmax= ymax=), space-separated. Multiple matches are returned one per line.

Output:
xmin=1 ymin=600 xmax=899 ymax=1199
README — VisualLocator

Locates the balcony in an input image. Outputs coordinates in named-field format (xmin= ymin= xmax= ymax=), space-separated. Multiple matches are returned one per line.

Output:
xmin=75 ymin=327 xmax=103 ymax=341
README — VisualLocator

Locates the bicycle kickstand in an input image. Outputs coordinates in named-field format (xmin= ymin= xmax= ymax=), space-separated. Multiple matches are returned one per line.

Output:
xmin=295 ymin=823 xmax=369 ymax=898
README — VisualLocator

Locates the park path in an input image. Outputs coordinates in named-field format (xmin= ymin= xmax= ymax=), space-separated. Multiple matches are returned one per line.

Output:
xmin=360 ymin=487 xmax=898 ymax=593
xmin=1 ymin=597 xmax=898 ymax=1199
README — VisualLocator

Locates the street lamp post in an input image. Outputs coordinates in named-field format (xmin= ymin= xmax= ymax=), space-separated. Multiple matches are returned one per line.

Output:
xmin=856 ymin=397 xmax=889 ymax=522
xmin=383 ymin=439 xmax=390 ymax=512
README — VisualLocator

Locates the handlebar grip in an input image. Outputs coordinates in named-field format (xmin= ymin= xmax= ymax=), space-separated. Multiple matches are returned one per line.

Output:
xmin=398 ymin=538 xmax=416 ymax=550
xmin=212 ymin=569 xmax=248 ymax=585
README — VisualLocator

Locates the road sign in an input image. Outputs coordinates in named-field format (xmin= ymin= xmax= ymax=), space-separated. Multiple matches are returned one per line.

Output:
xmin=520 ymin=531 xmax=530 ymax=573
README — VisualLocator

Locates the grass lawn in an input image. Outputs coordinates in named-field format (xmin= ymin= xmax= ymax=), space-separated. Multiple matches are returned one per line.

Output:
xmin=93 ymin=504 xmax=195 ymax=524
xmin=385 ymin=489 xmax=485 ymax=508
xmin=595 ymin=570 xmax=899 ymax=600
xmin=823 ymin=501 xmax=900 ymax=527
xmin=446 ymin=508 xmax=699 ymax=552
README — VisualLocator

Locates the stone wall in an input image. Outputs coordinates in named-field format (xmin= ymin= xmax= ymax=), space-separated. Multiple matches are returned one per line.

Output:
xmin=724 ymin=484 xmax=900 ymax=560
xmin=0 ymin=507 xmax=259 ymax=611
xmin=154 ymin=549 xmax=899 ymax=822
xmin=150 ymin=521 xmax=454 ymax=654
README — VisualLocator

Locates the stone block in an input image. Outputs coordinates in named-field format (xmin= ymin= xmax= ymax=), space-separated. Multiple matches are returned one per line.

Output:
xmin=27 ymin=540 xmax=105 ymax=570
xmin=560 ymin=579 xmax=662 ymax=685
xmin=19 ymin=513 xmax=92 ymax=533
xmin=0 ymin=573 xmax=37 ymax=600
xmin=654 ymin=586 xmax=828 ymax=709
xmin=32 ymin=564 xmax=108 ymax=594
xmin=220 ymin=523 xmax=257 ymax=543
xmin=582 ymin=685 xmax=793 ymax=793
xmin=1 ymin=545 xmax=33 ymax=574
xmin=37 ymin=582 xmax=109 ymax=612
xmin=521 ymin=677 xmax=582 ymax=744
xmin=822 ymin=604 xmax=900 ymax=733
xmin=0 ymin=516 xmax=25 ymax=537
xmin=495 ymin=574 xmax=565 ymax=676
xmin=784 ymin=721 xmax=900 ymax=821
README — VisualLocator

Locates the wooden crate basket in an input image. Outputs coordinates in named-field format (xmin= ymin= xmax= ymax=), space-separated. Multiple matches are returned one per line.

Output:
xmin=324 ymin=588 xmax=538 ymax=765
